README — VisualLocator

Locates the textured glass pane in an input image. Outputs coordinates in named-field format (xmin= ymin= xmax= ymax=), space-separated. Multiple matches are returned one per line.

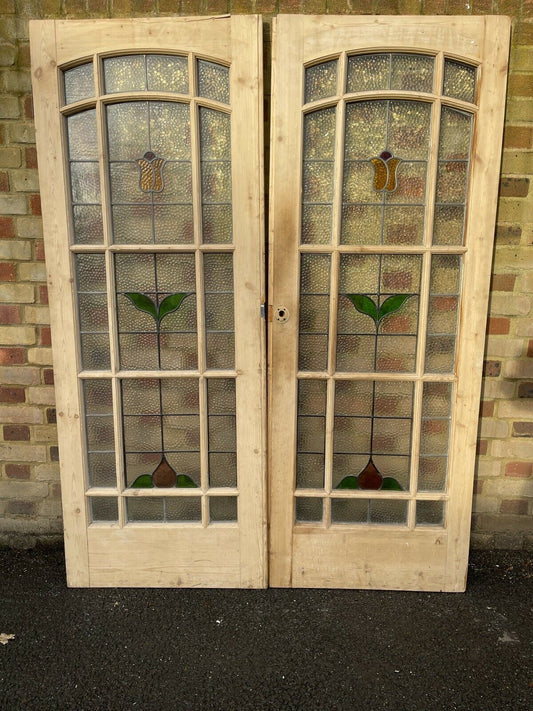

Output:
xmin=197 ymin=60 xmax=230 ymax=104
xmin=443 ymin=60 xmax=476 ymax=103
xmin=416 ymin=500 xmax=445 ymax=526
xmin=70 ymin=162 xmax=100 ymax=204
xmin=425 ymin=336 xmax=456 ymax=374
xmin=87 ymin=453 xmax=116 ymax=488
xmin=107 ymin=103 xmax=149 ymax=161
xmin=305 ymin=60 xmax=337 ymax=103
xmin=204 ymin=254 xmax=234 ymax=370
xmin=302 ymin=205 xmax=332 ymax=245
xmin=207 ymin=378 xmax=235 ymax=414
xmin=303 ymin=108 xmax=336 ymax=160
xmin=104 ymin=55 xmax=146 ymax=94
xmin=166 ymin=496 xmax=201 ymax=522
xmin=436 ymin=161 xmax=468 ymax=204
xmin=78 ymin=293 xmax=108 ymax=332
xmin=150 ymin=103 xmax=191 ymax=160
xmin=295 ymin=497 xmax=323 ymax=523
xmin=124 ymin=451 xmax=200 ymax=488
xmin=331 ymin=498 xmax=368 ymax=524
xmin=298 ymin=379 xmax=327 ymax=415
xmin=332 ymin=454 xmax=368 ymax=488
xmin=73 ymin=205 xmax=104 ymax=245
xmin=164 ymin=415 xmax=200 ymax=451
xmin=67 ymin=110 xmax=98 ymax=161
xmin=201 ymin=161 xmax=231 ymax=202
xmin=345 ymin=102 xmax=387 ymax=160
xmin=209 ymin=453 xmax=237 ymax=488
xmin=202 ymin=205 xmax=232 ymax=244
xmin=386 ymin=161 xmax=427 ymax=204
xmin=210 ymin=496 xmax=238 ymax=522
xmin=126 ymin=497 xmax=164 ymax=522
xmin=90 ymin=497 xmax=118 ymax=522
xmin=76 ymin=254 xmax=107 ymax=292
xmin=347 ymin=54 xmax=389 ymax=93
xmin=439 ymin=107 xmax=472 ymax=161
xmin=298 ymin=415 xmax=325 ymax=454
xmin=296 ymin=454 xmax=324 ymax=489
xmin=301 ymin=254 xmax=330 ymax=293
xmin=200 ymin=108 xmax=230 ymax=160
xmin=153 ymin=162 xmax=193 ymax=204
xmin=80 ymin=334 xmax=111 ymax=370
xmin=86 ymin=415 xmax=114 ymax=451
xmin=422 ymin=382 xmax=452 ymax=418
xmin=420 ymin=416 xmax=450 ymax=456
xmin=420 ymin=382 xmax=451 ymax=461
xmin=387 ymin=101 xmax=431 ymax=161
xmin=343 ymin=161 xmax=378 ymax=204
xmin=430 ymin=254 xmax=461 ymax=294
xmin=383 ymin=206 xmax=425 ymax=245
xmin=303 ymin=161 xmax=334 ymax=203
xmin=341 ymin=205 xmax=381 ymax=245
xmin=209 ymin=415 xmax=236 ymax=452
xmin=390 ymin=54 xmax=434 ymax=92
xmin=64 ymin=63 xmax=94 ymax=105
xmin=146 ymin=54 xmax=189 ymax=94
xmin=418 ymin=457 xmax=447 ymax=492
xmin=206 ymin=333 xmax=234 ymax=370
xmin=432 ymin=205 xmax=465 ymax=246
xmin=370 ymin=500 xmax=407 ymax=524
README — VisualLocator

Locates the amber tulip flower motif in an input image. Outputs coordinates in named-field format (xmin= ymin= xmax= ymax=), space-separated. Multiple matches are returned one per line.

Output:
xmin=370 ymin=150 xmax=401 ymax=193
xmin=137 ymin=151 xmax=166 ymax=193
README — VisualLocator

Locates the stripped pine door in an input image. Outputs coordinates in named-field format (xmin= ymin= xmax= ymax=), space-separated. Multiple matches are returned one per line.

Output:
xmin=269 ymin=15 xmax=510 ymax=591
xmin=30 ymin=16 xmax=266 ymax=587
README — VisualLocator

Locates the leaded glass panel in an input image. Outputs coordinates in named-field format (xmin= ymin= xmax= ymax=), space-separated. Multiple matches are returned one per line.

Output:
xmin=63 ymin=63 xmax=94 ymax=105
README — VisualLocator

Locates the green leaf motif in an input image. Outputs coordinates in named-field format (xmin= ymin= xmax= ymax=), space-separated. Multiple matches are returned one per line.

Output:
xmin=158 ymin=293 xmax=189 ymax=323
xmin=378 ymin=294 xmax=411 ymax=323
xmin=176 ymin=474 xmax=198 ymax=488
xmin=380 ymin=477 xmax=403 ymax=491
xmin=131 ymin=474 xmax=154 ymax=488
xmin=336 ymin=475 xmax=360 ymax=490
xmin=345 ymin=294 xmax=378 ymax=323
xmin=124 ymin=292 xmax=158 ymax=322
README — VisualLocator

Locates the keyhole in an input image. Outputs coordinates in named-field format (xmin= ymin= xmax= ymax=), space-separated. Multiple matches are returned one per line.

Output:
xmin=276 ymin=307 xmax=289 ymax=323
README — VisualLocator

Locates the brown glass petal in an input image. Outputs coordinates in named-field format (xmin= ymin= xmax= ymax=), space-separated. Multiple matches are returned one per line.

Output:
xmin=357 ymin=459 xmax=383 ymax=490
xmin=151 ymin=455 xmax=178 ymax=488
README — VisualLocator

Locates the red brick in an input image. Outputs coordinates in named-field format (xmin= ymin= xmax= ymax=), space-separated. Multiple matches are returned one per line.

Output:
xmin=24 ymin=96 xmax=33 ymax=120
xmin=39 ymin=326 xmax=51 ymax=347
xmin=528 ymin=340 xmax=533 ymax=358
xmin=34 ymin=241 xmax=45 ymax=261
xmin=5 ymin=464 xmax=31 ymax=480
xmin=487 ymin=317 xmax=510 ymax=335
xmin=505 ymin=461 xmax=532 ymax=478
xmin=0 ymin=262 xmax=15 ymax=281
xmin=483 ymin=360 xmax=501 ymax=377
xmin=500 ymin=500 xmax=528 ymax=515
xmin=30 ymin=195 xmax=41 ymax=216
xmin=499 ymin=177 xmax=530 ymax=198
xmin=0 ymin=347 xmax=26 ymax=365
xmin=476 ymin=439 xmax=488 ymax=456
xmin=473 ymin=480 xmax=483 ymax=494
xmin=504 ymin=126 xmax=533 ymax=149
xmin=512 ymin=421 xmax=533 ymax=437
xmin=46 ymin=407 xmax=56 ymax=424
xmin=7 ymin=501 xmax=35 ymax=516
xmin=0 ymin=304 xmax=21 ymax=324
xmin=479 ymin=401 xmax=495 ymax=417
xmin=0 ymin=386 xmax=25 ymax=403
xmin=25 ymin=147 xmax=38 ymax=169
xmin=39 ymin=285 xmax=48 ymax=304
xmin=518 ymin=382 xmax=533 ymax=398
xmin=3 ymin=424 xmax=30 ymax=441
xmin=50 ymin=445 xmax=59 ymax=462
xmin=491 ymin=273 xmax=516 ymax=292
xmin=43 ymin=368 xmax=54 ymax=385
xmin=0 ymin=171 xmax=9 ymax=192
xmin=0 ymin=217 xmax=15 ymax=238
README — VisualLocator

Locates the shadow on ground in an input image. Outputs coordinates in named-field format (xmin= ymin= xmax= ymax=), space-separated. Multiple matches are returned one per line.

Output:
xmin=0 ymin=548 xmax=531 ymax=710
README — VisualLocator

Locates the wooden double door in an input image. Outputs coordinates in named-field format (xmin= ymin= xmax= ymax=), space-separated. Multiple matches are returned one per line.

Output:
xmin=31 ymin=15 xmax=509 ymax=590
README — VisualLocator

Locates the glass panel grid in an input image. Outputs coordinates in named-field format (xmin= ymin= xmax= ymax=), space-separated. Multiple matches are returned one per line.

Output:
xmin=346 ymin=53 xmax=434 ymax=94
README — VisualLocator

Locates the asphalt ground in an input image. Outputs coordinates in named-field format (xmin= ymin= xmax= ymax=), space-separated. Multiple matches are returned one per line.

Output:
xmin=0 ymin=547 xmax=531 ymax=711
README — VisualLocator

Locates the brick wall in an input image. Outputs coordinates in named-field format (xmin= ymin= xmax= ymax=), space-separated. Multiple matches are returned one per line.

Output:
xmin=0 ymin=0 xmax=531 ymax=549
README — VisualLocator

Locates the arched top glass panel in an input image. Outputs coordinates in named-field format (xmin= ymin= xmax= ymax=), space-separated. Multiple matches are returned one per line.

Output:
xmin=103 ymin=54 xmax=189 ymax=95
xmin=346 ymin=53 xmax=434 ymax=94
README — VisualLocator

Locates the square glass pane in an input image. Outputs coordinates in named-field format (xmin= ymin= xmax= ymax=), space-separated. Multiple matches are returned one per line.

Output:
xmin=418 ymin=457 xmax=447 ymax=492
xmin=87 ymin=452 xmax=116 ymax=488
xmin=443 ymin=60 xmax=476 ymax=103
xmin=331 ymin=498 xmax=369 ymax=523
xmin=390 ymin=54 xmax=434 ymax=92
xmin=200 ymin=108 xmax=231 ymax=160
xmin=126 ymin=497 xmax=164 ymax=522
xmin=303 ymin=108 xmax=336 ymax=160
xmin=305 ymin=60 xmax=338 ymax=103
xmin=166 ymin=496 xmax=202 ymax=522
xmin=347 ymin=54 xmax=389 ymax=93
xmin=73 ymin=205 xmax=104 ymax=245
xmin=432 ymin=205 xmax=465 ymax=246
xmin=83 ymin=379 xmax=113 ymax=415
xmin=90 ymin=497 xmax=118 ymax=523
xmin=104 ymin=55 xmax=146 ymax=94
xmin=202 ymin=204 xmax=232 ymax=244
xmin=197 ymin=60 xmax=230 ymax=104
xmin=370 ymin=499 xmax=407 ymax=524
xmin=70 ymin=162 xmax=101 ymax=204
xmin=302 ymin=204 xmax=333 ymax=245
xmin=146 ymin=54 xmax=189 ymax=94
xmin=64 ymin=63 xmax=94 ymax=105
xmin=439 ymin=107 xmax=472 ymax=161
xmin=296 ymin=453 xmax=325 ymax=489
xmin=295 ymin=497 xmax=323 ymax=523
xmin=416 ymin=500 xmax=445 ymax=526
xmin=67 ymin=110 xmax=98 ymax=161
xmin=210 ymin=496 xmax=238 ymax=522
xmin=209 ymin=452 xmax=237 ymax=488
